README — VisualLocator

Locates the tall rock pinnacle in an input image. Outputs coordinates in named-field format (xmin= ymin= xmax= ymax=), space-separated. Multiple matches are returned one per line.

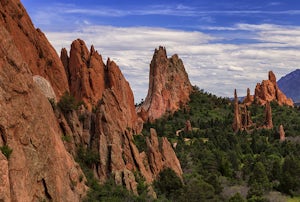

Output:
xmin=61 ymin=39 xmax=106 ymax=110
xmin=232 ymin=89 xmax=242 ymax=132
xmin=137 ymin=46 xmax=193 ymax=122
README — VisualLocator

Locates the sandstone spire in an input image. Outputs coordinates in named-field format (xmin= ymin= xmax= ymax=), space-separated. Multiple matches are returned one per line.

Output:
xmin=137 ymin=46 xmax=193 ymax=122
xmin=264 ymin=101 xmax=273 ymax=129
xmin=279 ymin=124 xmax=286 ymax=142
xmin=232 ymin=89 xmax=242 ymax=132
xmin=63 ymin=39 xmax=106 ymax=110
xmin=243 ymin=88 xmax=254 ymax=105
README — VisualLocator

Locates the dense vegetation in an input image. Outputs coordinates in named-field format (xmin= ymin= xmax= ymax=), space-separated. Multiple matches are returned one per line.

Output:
xmin=141 ymin=86 xmax=300 ymax=201
xmin=81 ymin=86 xmax=300 ymax=201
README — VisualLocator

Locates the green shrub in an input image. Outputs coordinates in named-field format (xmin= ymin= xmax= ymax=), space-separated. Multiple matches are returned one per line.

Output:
xmin=154 ymin=168 xmax=183 ymax=199
xmin=0 ymin=145 xmax=13 ymax=159
xmin=57 ymin=92 xmax=81 ymax=114
xmin=61 ymin=134 xmax=71 ymax=143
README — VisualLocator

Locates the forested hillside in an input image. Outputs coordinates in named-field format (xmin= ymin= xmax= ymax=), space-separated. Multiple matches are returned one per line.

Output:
xmin=136 ymin=86 xmax=300 ymax=201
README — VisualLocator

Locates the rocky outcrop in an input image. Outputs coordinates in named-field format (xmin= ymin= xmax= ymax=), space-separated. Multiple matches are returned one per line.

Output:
xmin=137 ymin=46 xmax=193 ymax=122
xmin=254 ymin=71 xmax=293 ymax=106
xmin=279 ymin=125 xmax=286 ymax=142
xmin=146 ymin=129 xmax=183 ymax=179
xmin=93 ymin=89 xmax=182 ymax=194
xmin=61 ymin=40 xmax=106 ymax=111
xmin=60 ymin=41 xmax=182 ymax=193
xmin=0 ymin=0 xmax=69 ymax=98
xmin=0 ymin=25 xmax=86 ymax=201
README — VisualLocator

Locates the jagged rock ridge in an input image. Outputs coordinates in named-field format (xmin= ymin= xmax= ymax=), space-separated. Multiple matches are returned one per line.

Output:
xmin=0 ymin=0 xmax=69 ymax=98
xmin=137 ymin=46 xmax=193 ymax=122
xmin=0 ymin=0 xmax=186 ymax=199
xmin=60 ymin=41 xmax=183 ymax=195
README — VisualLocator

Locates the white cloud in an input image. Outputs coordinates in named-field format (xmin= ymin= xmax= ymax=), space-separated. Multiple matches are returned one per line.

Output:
xmin=45 ymin=24 xmax=300 ymax=102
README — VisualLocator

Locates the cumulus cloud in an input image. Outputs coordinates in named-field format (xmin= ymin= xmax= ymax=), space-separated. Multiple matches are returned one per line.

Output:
xmin=44 ymin=23 xmax=300 ymax=102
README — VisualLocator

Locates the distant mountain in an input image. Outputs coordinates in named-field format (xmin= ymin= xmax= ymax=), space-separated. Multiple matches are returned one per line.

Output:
xmin=278 ymin=69 xmax=300 ymax=103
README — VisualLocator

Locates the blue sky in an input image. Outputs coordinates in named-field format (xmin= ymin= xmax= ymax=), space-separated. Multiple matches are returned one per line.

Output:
xmin=21 ymin=0 xmax=300 ymax=102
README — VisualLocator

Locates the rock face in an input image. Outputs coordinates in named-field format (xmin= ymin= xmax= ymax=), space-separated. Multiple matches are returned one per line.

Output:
xmin=146 ymin=129 xmax=183 ymax=180
xmin=0 ymin=0 xmax=69 ymax=98
xmin=61 ymin=40 xmax=143 ymax=130
xmin=0 ymin=25 xmax=86 ymax=201
xmin=61 ymin=40 xmax=106 ymax=110
xmin=254 ymin=71 xmax=293 ymax=106
xmin=1 ymin=1 xmax=184 ymax=199
xmin=137 ymin=46 xmax=193 ymax=122
xmin=60 ymin=41 xmax=183 ymax=194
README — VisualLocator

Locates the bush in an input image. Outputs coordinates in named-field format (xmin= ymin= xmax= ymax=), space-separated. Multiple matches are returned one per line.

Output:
xmin=0 ymin=145 xmax=13 ymax=159
xmin=57 ymin=92 xmax=81 ymax=114
xmin=154 ymin=168 xmax=183 ymax=199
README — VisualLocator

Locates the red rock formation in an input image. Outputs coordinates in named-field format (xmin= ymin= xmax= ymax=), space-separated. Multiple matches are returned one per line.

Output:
xmin=254 ymin=71 xmax=293 ymax=106
xmin=62 ymin=40 xmax=106 ymax=111
xmin=60 ymin=40 xmax=183 ymax=194
xmin=279 ymin=125 xmax=285 ymax=142
xmin=146 ymin=129 xmax=183 ymax=179
xmin=0 ymin=0 xmax=69 ymax=98
xmin=0 ymin=152 xmax=10 ymax=201
xmin=93 ymin=89 xmax=182 ymax=194
xmin=137 ymin=46 xmax=193 ymax=122
xmin=232 ymin=89 xmax=254 ymax=132
xmin=243 ymin=88 xmax=254 ymax=105
xmin=0 ymin=25 xmax=86 ymax=201
xmin=264 ymin=101 xmax=273 ymax=129
xmin=232 ymin=89 xmax=242 ymax=132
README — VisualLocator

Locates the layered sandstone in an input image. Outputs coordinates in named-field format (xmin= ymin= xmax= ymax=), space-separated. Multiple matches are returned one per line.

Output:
xmin=0 ymin=25 xmax=86 ymax=201
xmin=0 ymin=0 xmax=69 ymax=98
xmin=137 ymin=46 xmax=193 ymax=122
